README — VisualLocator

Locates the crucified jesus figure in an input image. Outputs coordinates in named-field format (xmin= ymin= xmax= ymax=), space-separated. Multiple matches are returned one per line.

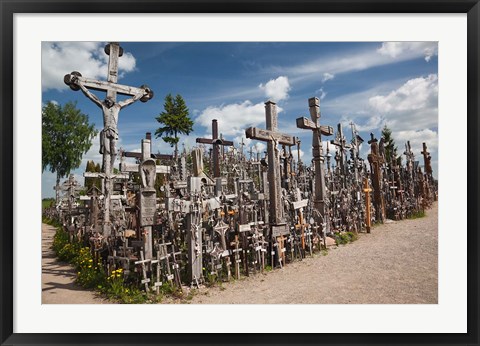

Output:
xmin=74 ymin=78 xmax=147 ymax=171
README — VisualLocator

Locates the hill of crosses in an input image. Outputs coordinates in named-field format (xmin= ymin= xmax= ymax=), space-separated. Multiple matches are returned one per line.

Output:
xmin=44 ymin=43 xmax=438 ymax=297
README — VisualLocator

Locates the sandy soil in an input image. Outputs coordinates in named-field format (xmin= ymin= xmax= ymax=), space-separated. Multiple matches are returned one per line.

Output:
xmin=42 ymin=223 xmax=110 ymax=304
xmin=189 ymin=202 xmax=438 ymax=304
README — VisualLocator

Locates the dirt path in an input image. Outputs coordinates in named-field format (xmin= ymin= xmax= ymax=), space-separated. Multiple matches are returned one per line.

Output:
xmin=189 ymin=203 xmax=438 ymax=304
xmin=42 ymin=223 xmax=110 ymax=304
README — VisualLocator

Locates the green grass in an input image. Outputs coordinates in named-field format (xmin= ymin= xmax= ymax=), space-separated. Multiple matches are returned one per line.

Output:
xmin=334 ymin=231 xmax=358 ymax=246
xmin=408 ymin=210 xmax=426 ymax=219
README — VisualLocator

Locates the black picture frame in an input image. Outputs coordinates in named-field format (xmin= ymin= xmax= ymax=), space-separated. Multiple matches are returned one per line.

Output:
xmin=1 ymin=1 xmax=478 ymax=345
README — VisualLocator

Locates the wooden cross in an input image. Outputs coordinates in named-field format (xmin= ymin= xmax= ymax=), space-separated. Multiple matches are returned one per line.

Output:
xmin=293 ymin=195 xmax=309 ymax=251
xmin=363 ymin=178 xmax=372 ymax=233
xmin=170 ymin=243 xmax=183 ymax=289
xmin=246 ymin=100 xmax=295 ymax=228
xmin=330 ymin=123 xmax=352 ymax=188
xmin=296 ymin=97 xmax=334 ymax=238
xmin=367 ymin=133 xmax=385 ymax=222
xmin=213 ymin=219 xmax=232 ymax=280
xmin=119 ymin=133 xmax=169 ymax=261
xmin=120 ymin=133 xmax=172 ymax=176
xmin=230 ymin=235 xmax=242 ymax=280
xmin=421 ymin=142 xmax=433 ymax=177
xmin=65 ymin=42 xmax=153 ymax=237
xmin=404 ymin=141 xmax=416 ymax=197
xmin=271 ymin=234 xmax=286 ymax=268
xmin=135 ymin=250 xmax=151 ymax=292
xmin=196 ymin=119 xmax=234 ymax=178
xmin=158 ymin=241 xmax=174 ymax=284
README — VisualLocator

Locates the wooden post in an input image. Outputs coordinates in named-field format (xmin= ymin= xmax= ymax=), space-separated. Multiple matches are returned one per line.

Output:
xmin=363 ymin=178 xmax=372 ymax=233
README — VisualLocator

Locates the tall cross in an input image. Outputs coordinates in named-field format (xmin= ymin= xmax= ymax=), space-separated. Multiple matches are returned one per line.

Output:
xmin=404 ymin=141 xmax=416 ymax=197
xmin=349 ymin=122 xmax=364 ymax=185
xmin=421 ymin=142 xmax=433 ymax=178
xmin=196 ymin=119 xmax=234 ymax=178
xmin=65 ymin=42 xmax=153 ymax=236
xmin=296 ymin=97 xmax=334 ymax=237
xmin=367 ymin=133 xmax=385 ymax=222
xmin=330 ymin=123 xmax=352 ymax=188
xmin=246 ymin=100 xmax=295 ymax=230
xmin=363 ymin=178 xmax=372 ymax=233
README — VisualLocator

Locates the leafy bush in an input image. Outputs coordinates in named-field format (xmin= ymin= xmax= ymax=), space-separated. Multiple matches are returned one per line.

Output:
xmin=334 ymin=232 xmax=358 ymax=245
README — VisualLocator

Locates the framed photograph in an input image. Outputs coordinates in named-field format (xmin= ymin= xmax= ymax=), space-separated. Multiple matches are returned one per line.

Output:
xmin=1 ymin=1 xmax=478 ymax=345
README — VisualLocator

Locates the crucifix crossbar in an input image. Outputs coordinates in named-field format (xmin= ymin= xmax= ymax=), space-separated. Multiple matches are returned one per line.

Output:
xmin=65 ymin=75 xmax=149 ymax=99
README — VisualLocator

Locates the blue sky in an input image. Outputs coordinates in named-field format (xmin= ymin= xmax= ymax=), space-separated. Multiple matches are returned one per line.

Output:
xmin=41 ymin=41 xmax=438 ymax=198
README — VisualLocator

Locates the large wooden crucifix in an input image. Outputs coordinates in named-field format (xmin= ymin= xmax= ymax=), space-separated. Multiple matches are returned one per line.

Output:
xmin=64 ymin=42 xmax=153 ymax=237
xmin=296 ymin=97 xmax=334 ymax=238
xmin=246 ymin=100 xmax=295 ymax=236
xmin=195 ymin=119 xmax=234 ymax=178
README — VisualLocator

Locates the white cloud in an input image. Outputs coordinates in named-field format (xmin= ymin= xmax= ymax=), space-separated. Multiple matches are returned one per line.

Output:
xmin=251 ymin=142 xmax=266 ymax=156
xmin=291 ymin=149 xmax=304 ymax=160
xmin=258 ymin=76 xmax=291 ymax=102
xmin=322 ymin=72 xmax=335 ymax=82
xmin=340 ymin=115 xmax=385 ymax=132
xmin=42 ymin=42 xmax=136 ymax=91
xmin=270 ymin=42 xmax=437 ymax=85
xmin=367 ymin=74 xmax=438 ymax=131
xmin=369 ymin=74 xmax=438 ymax=113
xmin=377 ymin=42 xmax=438 ymax=62
xmin=316 ymin=87 xmax=327 ymax=100
xmin=394 ymin=128 xmax=438 ymax=158
xmin=196 ymin=100 xmax=284 ymax=138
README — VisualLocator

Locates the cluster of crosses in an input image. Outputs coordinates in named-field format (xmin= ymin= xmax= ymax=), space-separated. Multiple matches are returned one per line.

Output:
xmin=50 ymin=43 xmax=438 ymax=292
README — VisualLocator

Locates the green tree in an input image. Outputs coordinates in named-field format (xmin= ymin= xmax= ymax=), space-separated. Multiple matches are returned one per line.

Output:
xmin=84 ymin=160 xmax=102 ymax=191
xmin=381 ymin=125 xmax=401 ymax=165
xmin=42 ymin=101 xmax=98 ymax=203
xmin=154 ymin=94 xmax=194 ymax=158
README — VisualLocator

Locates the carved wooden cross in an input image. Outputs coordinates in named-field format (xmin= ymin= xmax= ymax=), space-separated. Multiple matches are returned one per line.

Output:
xmin=363 ymin=177 xmax=372 ymax=233
xmin=196 ymin=119 xmax=234 ymax=178
xmin=246 ymin=100 xmax=295 ymax=229
xmin=65 ymin=42 xmax=153 ymax=237
xmin=296 ymin=97 xmax=333 ymax=237
xmin=64 ymin=43 xmax=152 ymax=177
xmin=330 ymin=123 xmax=352 ymax=188
xmin=421 ymin=142 xmax=433 ymax=177
xmin=119 ymin=133 xmax=170 ymax=260
xmin=120 ymin=133 xmax=172 ymax=176
xmin=367 ymin=133 xmax=385 ymax=222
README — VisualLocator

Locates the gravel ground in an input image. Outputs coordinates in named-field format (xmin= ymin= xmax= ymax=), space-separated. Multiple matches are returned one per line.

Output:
xmin=41 ymin=202 xmax=437 ymax=304
xmin=42 ymin=223 xmax=110 ymax=304
xmin=189 ymin=202 xmax=438 ymax=304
